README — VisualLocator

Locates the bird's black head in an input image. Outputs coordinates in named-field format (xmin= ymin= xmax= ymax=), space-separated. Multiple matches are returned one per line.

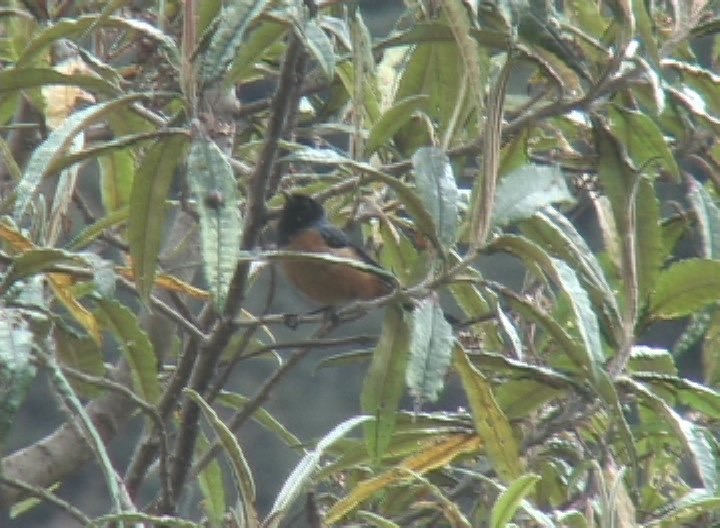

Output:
xmin=277 ymin=193 xmax=326 ymax=245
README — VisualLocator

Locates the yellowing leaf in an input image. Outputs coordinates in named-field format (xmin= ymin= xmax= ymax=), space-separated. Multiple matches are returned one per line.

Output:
xmin=325 ymin=434 xmax=481 ymax=524
xmin=42 ymin=58 xmax=97 ymax=130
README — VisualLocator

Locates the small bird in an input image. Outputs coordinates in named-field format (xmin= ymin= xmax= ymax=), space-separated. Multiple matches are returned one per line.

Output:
xmin=276 ymin=193 xmax=394 ymax=305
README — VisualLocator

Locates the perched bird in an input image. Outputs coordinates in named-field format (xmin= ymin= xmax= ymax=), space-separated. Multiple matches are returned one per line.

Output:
xmin=276 ymin=193 xmax=394 ymax=305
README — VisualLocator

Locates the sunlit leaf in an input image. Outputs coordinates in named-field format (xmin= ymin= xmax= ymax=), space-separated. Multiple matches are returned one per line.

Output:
xmin=649 ymin=259 xmax=720 ymax=319
xmin=493 ymin=165 xmax=574 ymax=228
xmin=490 ymin=474 xmax=541 ymax=528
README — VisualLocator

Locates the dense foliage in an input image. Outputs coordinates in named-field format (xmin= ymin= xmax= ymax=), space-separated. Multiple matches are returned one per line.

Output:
xmin=3 ymin=0 xmax=720 ymax=526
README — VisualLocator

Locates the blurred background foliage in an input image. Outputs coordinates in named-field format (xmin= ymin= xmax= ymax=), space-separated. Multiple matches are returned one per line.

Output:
xmin=3 ymin=0 xmax=720 ymax=526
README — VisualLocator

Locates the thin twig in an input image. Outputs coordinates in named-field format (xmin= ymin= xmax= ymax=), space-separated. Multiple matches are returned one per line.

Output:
xmin=188 ymin=320 xmax=338 ymax=480
xmin=167 ymin=33 xmax=309 ymax=507
xmin=0 ymin=476 xmax=92 ymax=526
xmin=60 ymin=365 xmax=173 ymax=511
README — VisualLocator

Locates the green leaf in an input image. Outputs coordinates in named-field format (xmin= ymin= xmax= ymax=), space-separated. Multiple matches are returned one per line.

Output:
xmin=453 ymin=345 xmax=523 ymax=483
xmin=0 ymin=68 xmax=118 ymax=95
xmin=633 ymin=373 xmax=720 ymax=421
xmin=520 ymin=207 xmax=621 ymax=336
xmin=0 ymin=248 xmax=85 ymax=290
xmin=128 ymin=135 xmax=188 ymax=302
xmin=593 ymin=116 xmax=637 ymax=243
xmin=55 ymin=326 xmax=105 ymax=398
xmin=412 ymin=147 xmax=459 ymax=248
xmin=624 ymin=377 xmax=717 ymax=491
xmin=67 ymin=206 xmax=129 ymax=250
xmin=366 ymin=95 xmax=428 ymax=155
xmin=687 ymin=177 xmax=720 ymax=259
xmin=493 ymin=165 xmax=574 ymax=228
xmin=650 ymin=488 xmax=720 ymax=526
xmin=18 ymin=15 xmax=179 ymax=68
xmin=196 ymin=432 xmax=226 ymax=527
xmin=15 ymin=94 xmax=145 ymax=221
xmin=361 ymin=305 xmax=411 ymax=461
xmin=267 ymin=415 xmax=371 ymax=524
xmin=490 ymin=474 xmax=541 ymax=528
xmin=186 ymin=390 xmax=257 ymax=527
xmin=227 ymin=21 xmax=286 ymax=82
xmin=95 ymin=299 xmax=159 ymax=404
xmin=406 ymin=299 xmax=454 ymax=405
xmin=99 ymin=150 xmax=134 ymax=212
xmin=187 ymin=136 xmax=242 ymax=308
xmin=628 ymin=346 xmax=677 ymax=376
xmin=608 ymin=105 xmax=680 ymax=181
xmin=634 ymin=177 xmax=663 ymax=303
xmin=301 ymin=19 xmax=335 ymax=81
xmin=494 ymin=379 xmax=562 ymax=419
xmin=648 ymin=259 xmax=720 ymax=319
xmin=201 ymin=0 xmax=272 ymax=84
xmin=395 ymin=42 xmax=464 ymax=137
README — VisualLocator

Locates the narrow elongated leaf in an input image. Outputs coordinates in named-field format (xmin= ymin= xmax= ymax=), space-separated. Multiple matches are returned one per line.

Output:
xmin=648 ymin=259 xmax=720 ymax=319
xmin=453 ymin=345 xmax=522 ymax=482
xmin=520 ymin=207 xmax=621 ymax=335
xmin=623 ymin=377 xmax=717 ymax=490
xmin=228 ymin=21 xmax=286 ymax=82
xmin=395 ymin=42 xmax=464 ymax=135
xmin=0 ymin=68 xmax=117 ymax=95
xmin=650 ymin=488 xmax=720 ymax=526
xmin=362 ymin=305 xmax=411 ymax=461
xmin=490 ymin=474 xmax=541 ymax=528
xmin=267 ymin=415 xmax=371 ymax=525
xmin=551 ymin=257 xmax=604 ymax=365
xmin=187 ymin=390 xmax=257 ymax=527
xmin=367 ymin=95 xmax=428 ymax=155
xmin=489 ymin=236 xmax=604 ymax=366
xmin=67 ymin=206 xmax=129 ymax=250
xmin=55 ymin=326 xmax=104 ymax=398
xmin=301 ymin=19 xmax=335 ymax=81
xmin=195 ymin=432 xmax=226 ymax=528
xmin=15 ymin=94 xmax=144 ymax=221
xmin=128 ymin=135 xmax=188 ymax=301
xmin=18 ymin=15 xmax=179 ymax=67
xmin=95 ymin=299 xmax=159 ymax=404
xmin=634 ymin=177 xmax=663 ymax=303
xmin=187 ymin=136 xmax=242 ymax=308
xmin=412 ymin=147 xmax=459 ymax=247
xmin=687 ymin=177 xmax=720 ymax=259
xmin=99 ymin=150 xmax=134 ymax=212
xmin=325 ymin=434 xmax=481 ymax=524
xmin=1 ymin=248 xmax=85 ymax=290
xmin=201 ymin=0 xmax=272 ymax=84
xmin=608 ymin=105 xmax=680 ymax=180
xmin=406 ymin=299 xmax=454 ymax=405
xmin=493 ymin=165 xmax=574 ymax=228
